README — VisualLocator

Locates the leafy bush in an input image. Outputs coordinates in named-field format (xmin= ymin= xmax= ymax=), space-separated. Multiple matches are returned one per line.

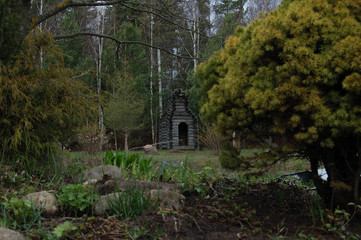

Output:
xmin=0 ymin=198 xmax=43 ymax=230
xmin=103 ymin=150 xmax=157 ymax=181
xmin=58 ymin=184 xmax=99 ymax=216
xmin=219 ymin=144 xmax=241 ymax=170
xmin=106 ymin=188 xmax=156 ymax=220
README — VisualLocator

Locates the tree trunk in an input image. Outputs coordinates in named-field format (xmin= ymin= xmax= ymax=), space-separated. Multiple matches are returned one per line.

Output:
xmin=39 ymin=0 xmax=44 ymax=69
xmin=96 ymin=8 xmax=105 ymax=151
xmin=114 ymin=130 xmax=117 ymax=151
xmin=157 ymin=48 xmax=162 ymax=115
xmin=124 ymin=130 xmax=128 ymax=151
xmin=149 ymin=3 xmax=155 ymax=143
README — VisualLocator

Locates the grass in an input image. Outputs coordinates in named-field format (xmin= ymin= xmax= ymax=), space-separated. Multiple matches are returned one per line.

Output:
xmin=67 ymin=148 xmax=309 ymax=179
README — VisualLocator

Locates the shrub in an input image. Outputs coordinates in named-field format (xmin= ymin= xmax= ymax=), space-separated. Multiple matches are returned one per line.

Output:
xmin=58 ymin=184 xmax=99 ymax=216
xmin=219 ymin=144 xmax=241 ymax=170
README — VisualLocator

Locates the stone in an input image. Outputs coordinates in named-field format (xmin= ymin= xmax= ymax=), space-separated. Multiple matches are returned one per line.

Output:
xmin=83 ymin=178 xmax=99 ymax=186
xmin=145 ymin=189 xmax=185 ymax=210
xmin=25 ymin=191 xmax=58 ymax=215
xmin=99 ymin=179 xmax=180 ymax=195
xmin=94 ymin=189 xmax=185 ymax=215
xmin=79 ymin=165 xmax=122 ymax=182
xmin=94 ymin=192 xmax=121 ymax=215
xmin=143 ymin=144 xmax=158 ymax=154
xmin=0 ymin=227 xmax=27 ymax=240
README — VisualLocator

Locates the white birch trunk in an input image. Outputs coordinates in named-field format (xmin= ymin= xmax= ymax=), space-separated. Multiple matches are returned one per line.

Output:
xmin=150 ymin=4 xmax=155 ymax=143
xmin=39 ymin=0 xmax=44 ymax=69
xmin=96 ymin=8 xmax=105 ymax=150
xmin=192 ymin=0 xmax=198 ymax=72
xmin=157 ymin=49 xmax=162 ymax=115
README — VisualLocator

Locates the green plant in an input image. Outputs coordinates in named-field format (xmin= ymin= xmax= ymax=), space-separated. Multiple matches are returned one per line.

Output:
xmin=309 ymin=196 xmax=324 ymax=225
xmin=103 ymin=150 xmax=157 ymax=181
xmin=106 ymin=188 xmax=156 ymax=220
xmin=0 ymin=197 xmax=43 ymax=230
xmin=53 ymin=221 xmax=78 ymax=240
xmin=324 ymin=203 xmax=361 ymax=239
xmin=219 ymin=144 xmax=241 ymax=170
xmin=58 ymin=184 xmax=99 ymax=217
xmin=125 ymin=225 xmax=149 ymax=240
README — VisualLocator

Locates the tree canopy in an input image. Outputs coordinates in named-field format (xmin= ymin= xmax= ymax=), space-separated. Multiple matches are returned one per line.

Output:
xmin=0 ymin=29 xmax=97 ymax=169
xmin=197 ymin=0 xmax=361 ymax=205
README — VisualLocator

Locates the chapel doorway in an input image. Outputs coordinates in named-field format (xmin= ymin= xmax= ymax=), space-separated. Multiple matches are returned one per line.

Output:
xmin=178 ymin=122 xmax=188 ymax=146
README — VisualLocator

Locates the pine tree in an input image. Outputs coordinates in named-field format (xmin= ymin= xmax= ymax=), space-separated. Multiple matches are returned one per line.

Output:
xmin=198 ymin=0 xmax=361 ymax=206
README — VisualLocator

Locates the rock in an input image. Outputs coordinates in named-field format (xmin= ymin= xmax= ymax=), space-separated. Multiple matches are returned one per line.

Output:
xmin=146 ymin=189 xmax=185 ymax=210
xmin=143 ymin=144 xmax=158 ymax=154
xmin=0 ymin=227 xmax=27 ymax=240
xmin=83 ymin=178 xmax=99 ymax=186
xmin=94 ymin=189 xmax=185 ymax=215
xmin=80 ymin=165 xmax=122 ymax=182
xmin=94 ymin=192 xmax=121 ymax=215
xmin=25 ymin=191 xmax=58 ymax=215
xmin=99 ymin=179 xmax=180 ymax=195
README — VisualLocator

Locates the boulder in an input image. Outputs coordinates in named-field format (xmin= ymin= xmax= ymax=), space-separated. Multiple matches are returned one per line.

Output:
xmin=25 ymin=191 xmax=58 ymax=215
xmin=0 ymin=227 xmax=27 ymax=240
xmin=79 ymin=165 xmax=122 ymax=182
xmin=143 ymin=144 xmax=158 ymax=154
xmin=99 ymin=179 xmax=180 ymax=195
xmin=94 ymin=192 xmax=121 ymax=215
xmin=146 ymin=189 xmax=185 ymax=210
xmin=94 ymin=189 xmax=185 ymax=215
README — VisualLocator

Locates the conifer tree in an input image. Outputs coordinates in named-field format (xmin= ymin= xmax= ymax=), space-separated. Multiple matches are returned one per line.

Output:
xmin=198 ymin=0 xmax=361 ymax=206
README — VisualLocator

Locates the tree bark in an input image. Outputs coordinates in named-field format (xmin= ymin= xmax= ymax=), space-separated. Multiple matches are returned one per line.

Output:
xmin=157 ymin=48 xmax=162 ymax=115
xmin=150 ymin=3 xmax=155 ymax=143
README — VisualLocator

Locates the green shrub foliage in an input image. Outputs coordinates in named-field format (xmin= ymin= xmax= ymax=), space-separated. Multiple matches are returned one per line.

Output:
xmin=219 ymin=144 xmax=241 ymax=170
xmin=58 ymin=184 xmax=99 ymax=216
xmin=197 ymin=0 xmax=361 ymax=205
xmin=0 ymin=29 xmax=97 ymax=169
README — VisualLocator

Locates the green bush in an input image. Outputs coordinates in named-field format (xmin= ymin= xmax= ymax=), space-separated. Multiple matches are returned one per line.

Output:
xmin=219 ymin=144 xmax=241 ymax=170
xmin=58 ymin=184 xmax=99 ymax=216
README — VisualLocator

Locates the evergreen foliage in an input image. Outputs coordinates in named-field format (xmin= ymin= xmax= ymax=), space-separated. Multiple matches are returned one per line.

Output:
xmin=219 ymin=143 xmax=241 ymax=170
xmin=0 ymin=0 xmax=25 ymax=63
xmin=0 ymin=29 xmax=97 ymax=169
xmin=197 ymin=0 xmax=361 ymax=205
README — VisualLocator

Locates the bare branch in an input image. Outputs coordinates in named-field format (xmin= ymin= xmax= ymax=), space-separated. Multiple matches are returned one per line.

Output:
xmin=30 ymin=0 xmax=211 ymax=40
xmin=54 ymin=32 xmax=196 ymax=59
xmin=30 ymin=0 xmax=129 ymax=28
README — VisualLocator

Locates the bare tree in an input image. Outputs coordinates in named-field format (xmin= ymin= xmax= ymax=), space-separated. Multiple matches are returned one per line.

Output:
xmin=246 ymin=0 xmax=281 ymax=23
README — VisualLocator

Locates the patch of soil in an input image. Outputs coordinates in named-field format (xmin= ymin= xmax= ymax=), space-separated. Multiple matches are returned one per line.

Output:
xmin=130 ymin=181 xmax=345 ymax=240
xmin=6 ymin=178 xmax=361 ymax=240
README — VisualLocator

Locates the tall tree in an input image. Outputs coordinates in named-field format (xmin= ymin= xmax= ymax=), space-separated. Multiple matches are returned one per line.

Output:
xmin=0 ymin=29 xmax=96 ymax=168
xmin=105 ymin=70 xmax=145 ymax=151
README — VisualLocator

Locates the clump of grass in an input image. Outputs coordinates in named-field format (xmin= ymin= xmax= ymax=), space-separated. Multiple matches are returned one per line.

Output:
xmin=0 ymin=197 xmax=43 ymax=230
xmin=106 ymin=188 xmax=156 ymax=220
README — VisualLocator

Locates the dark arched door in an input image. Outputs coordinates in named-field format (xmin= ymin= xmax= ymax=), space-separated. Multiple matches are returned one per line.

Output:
xmin=178 ymin=122 xmax=188 ymax=146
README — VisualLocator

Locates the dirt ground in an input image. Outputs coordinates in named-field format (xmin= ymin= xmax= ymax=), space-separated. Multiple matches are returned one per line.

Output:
xmin=24 ymin=179 xmax=361 ymax=240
